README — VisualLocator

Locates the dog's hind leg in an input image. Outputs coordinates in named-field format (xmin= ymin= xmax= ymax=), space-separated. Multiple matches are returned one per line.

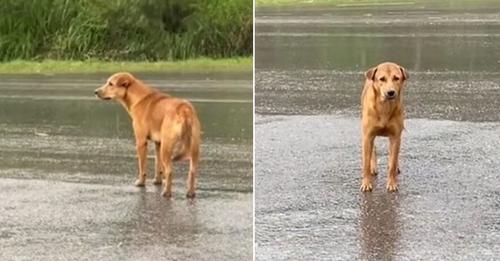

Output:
xmin=153 ymin=142 xmax=163 ymax=185
xmin=186 ymin=146 xmax=199 ymax=198
xmin=160 ymin=140 xmax=174 ymax=198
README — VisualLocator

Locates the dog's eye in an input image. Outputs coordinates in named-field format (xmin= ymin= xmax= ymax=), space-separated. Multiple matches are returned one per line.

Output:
xmin=108 ymin=82 xmax=113 ymax=86
xmin=393 ymin=76 xmax=400 ymax=81
xmin=379 ymin=77 xmax=387 ymax=82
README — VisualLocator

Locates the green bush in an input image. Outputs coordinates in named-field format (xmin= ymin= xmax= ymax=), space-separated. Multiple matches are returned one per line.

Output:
xmin=0 ymin=0 xmax=252 ymax=61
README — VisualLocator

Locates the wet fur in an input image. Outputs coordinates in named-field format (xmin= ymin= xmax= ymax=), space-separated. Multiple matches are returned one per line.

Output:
xmin=361 ymin=62 xmax=408 ymax=192
xmin=95 ymin=72 xmax=201 ymax=198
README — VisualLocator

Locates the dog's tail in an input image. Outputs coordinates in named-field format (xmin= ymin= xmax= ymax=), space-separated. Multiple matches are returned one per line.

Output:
xmin=173 ymin=102 xmax=201 ymax=161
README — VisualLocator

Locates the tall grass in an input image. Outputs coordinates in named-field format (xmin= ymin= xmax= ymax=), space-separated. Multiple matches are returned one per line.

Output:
xmin=0 ymin=0 xmax=252 ymax=61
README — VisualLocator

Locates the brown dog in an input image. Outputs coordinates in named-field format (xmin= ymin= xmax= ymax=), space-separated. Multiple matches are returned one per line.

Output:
xmin=94 ymin=72 xmax=201 ymax=198
xmin=361 ymin=62 xmax=408 ymax=192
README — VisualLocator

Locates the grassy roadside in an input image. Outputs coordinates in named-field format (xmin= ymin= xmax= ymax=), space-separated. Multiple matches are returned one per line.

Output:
xmin=0 ymin=57 xmax=253 ymax=74
xmin=1 ymin=0 xmax=252 ymax=61
xmin=257 ymin=0 xmax=500 ymax=8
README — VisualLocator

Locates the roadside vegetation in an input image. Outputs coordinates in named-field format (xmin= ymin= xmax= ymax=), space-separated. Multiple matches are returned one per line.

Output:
xmin=0 ymin=0 xmax=252 ymax=62
xmin=0 ymin=57 xmax=252 ymax=74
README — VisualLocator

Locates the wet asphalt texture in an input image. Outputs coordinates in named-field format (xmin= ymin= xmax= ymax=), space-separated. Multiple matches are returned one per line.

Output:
xmin=0 ymin=73 xmax=253 ymax=260
xmin=255 ymin=4 xmax=500 ymax=261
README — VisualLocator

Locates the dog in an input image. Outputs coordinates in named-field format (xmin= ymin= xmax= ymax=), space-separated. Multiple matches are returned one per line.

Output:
xmin=94 ymin=72 xmax=201 ymax=198
xmin=360 ymin=62 xmax=408 ymax=192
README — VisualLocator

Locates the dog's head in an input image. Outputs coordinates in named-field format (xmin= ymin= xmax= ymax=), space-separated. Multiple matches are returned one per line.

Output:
xmin=365 ymin=62 xmax=408 ymax=101
xmin=94 ymin=72 xmax=135 ymax=101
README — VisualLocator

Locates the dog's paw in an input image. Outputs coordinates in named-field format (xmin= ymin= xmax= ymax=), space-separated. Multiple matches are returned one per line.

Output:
xmin=152 ymin=178 xmax=163 ymax=185
xmin=134 ymin=178 xmax=146 ymax=187
xmin=186 ymin=191 xmax=196 ymax=198
xmin=360 ymin=179 xmax=373 ymax=192
xmin=386 ymin=181 xmax=399 ymax=192
xmin=161 ymin=189 xmax=172 ymax=198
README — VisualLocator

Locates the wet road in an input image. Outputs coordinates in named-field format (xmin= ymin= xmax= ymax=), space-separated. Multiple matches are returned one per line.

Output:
xmin=0 ymin=72 xmax=253 ymax=260
xmin=256 ymin=4 xmax=500 ymax=261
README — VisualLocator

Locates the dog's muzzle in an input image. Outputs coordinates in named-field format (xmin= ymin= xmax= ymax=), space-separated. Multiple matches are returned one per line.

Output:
xmin=385 ymin=90 xmax=397 ymax=100
xmin=94 ymin=89 xmax=110 ymax=100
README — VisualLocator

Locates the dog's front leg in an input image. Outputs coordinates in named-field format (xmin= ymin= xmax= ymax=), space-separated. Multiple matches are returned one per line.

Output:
xmin=134 ymin=139 xmax=148 ymax=186
xmin=387 ymin=134 xmax=401 ymax=192
xmin=370 ymin=145 xmax=378 ymax=175
xmin=361 ymin=132 xmax=375 ymax=192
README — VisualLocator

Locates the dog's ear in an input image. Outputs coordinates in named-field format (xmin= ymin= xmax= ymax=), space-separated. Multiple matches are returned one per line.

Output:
xmin=117 ymin=73 xmax=134 ymax=88
xmin=365 ymin=66 xmax=378 ymax=81
xmin=399 ymin=66 xmax=408 ymax=81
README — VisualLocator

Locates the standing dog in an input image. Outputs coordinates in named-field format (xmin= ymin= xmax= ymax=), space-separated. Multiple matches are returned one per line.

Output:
xmin=95 ymin=72 xmax=201 ymax=198
xmin=360 ymin=62 xmax=408 ymax=192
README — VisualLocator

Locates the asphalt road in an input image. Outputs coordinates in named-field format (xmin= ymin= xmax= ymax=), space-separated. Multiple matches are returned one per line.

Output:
xmin=0 ymin=73 xmax=253 ymax=260
xmin=255 ymin=4 xmax=500 ymax=261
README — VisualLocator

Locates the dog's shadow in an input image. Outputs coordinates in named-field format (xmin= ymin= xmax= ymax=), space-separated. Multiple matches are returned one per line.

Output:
xmin=359 ymin=189 xmax=402 ymax=260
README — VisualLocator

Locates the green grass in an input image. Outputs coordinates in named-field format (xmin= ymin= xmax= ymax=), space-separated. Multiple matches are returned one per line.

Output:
xmin=0 ymin=0 xmax=252 ymax=61
xmin=0 ymin=57 xmax=253 ymax=74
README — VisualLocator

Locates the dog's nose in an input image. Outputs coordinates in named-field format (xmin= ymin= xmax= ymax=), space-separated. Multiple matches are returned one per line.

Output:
xmin=387 ymin=90 xmax=396 ymax=97
xmin=94 ymin=90 xmax=99 ymax=95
